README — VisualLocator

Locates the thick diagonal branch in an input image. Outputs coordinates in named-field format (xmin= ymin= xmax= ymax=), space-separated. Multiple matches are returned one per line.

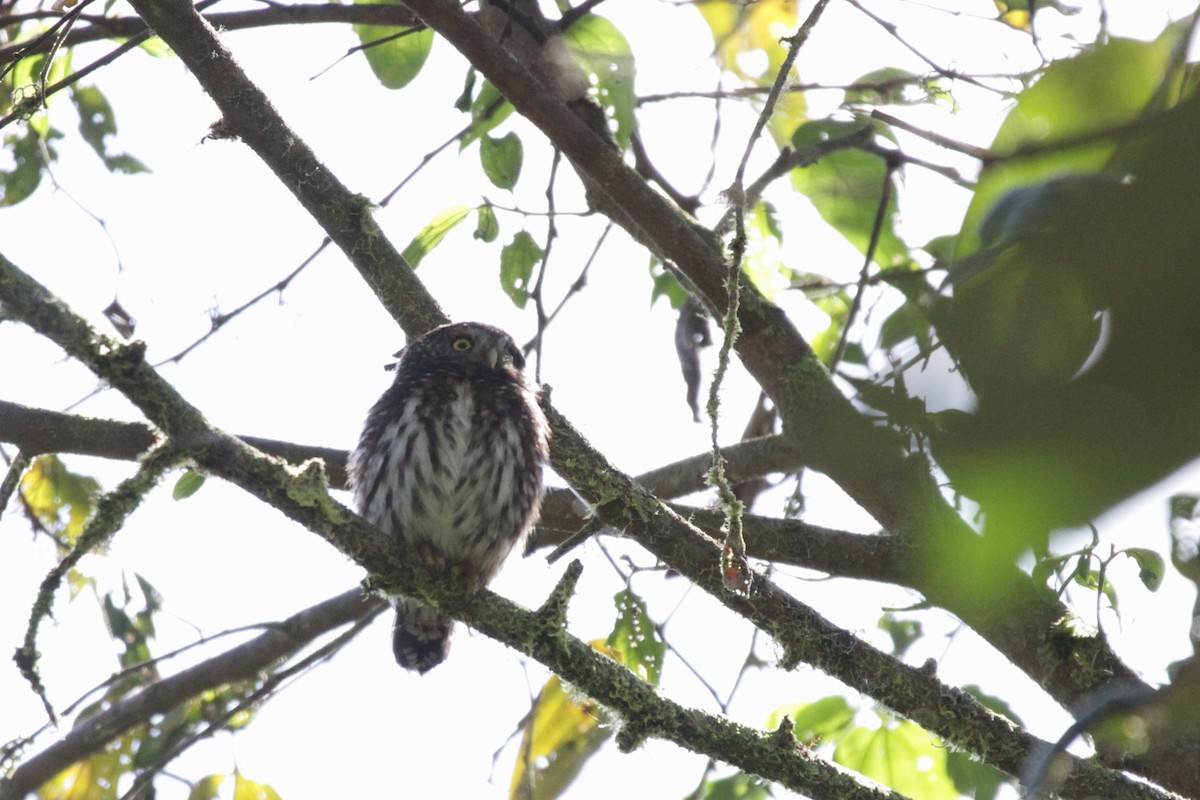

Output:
xmin=0 ymin=253 xmax=904 ymax=800
xmin=1 ymin=590 xmax=383 ymax=800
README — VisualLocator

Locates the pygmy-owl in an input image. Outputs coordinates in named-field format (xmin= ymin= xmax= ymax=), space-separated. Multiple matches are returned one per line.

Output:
xmin=348 ymin=322 xmax=549 ymax=673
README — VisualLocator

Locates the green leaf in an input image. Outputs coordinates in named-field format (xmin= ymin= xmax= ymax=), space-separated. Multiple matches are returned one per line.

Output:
xmin=649 ymin=257 xmax=688 ymax=309
xmin=563 ymin=14 xmax=636 ymax=149
xmin=945 ymin=751 xmax=1010 ymax=800
xmin=454 ymin=67 xmax=477 ymax=112
xmin=172 ymin=470 xmax=206 ymax=501
xmin=960 ymin=30 xmax=1183 ymax=256
xmin=480 ymin=132 xmax=523 ymax=190
xmin=500 ymin=231 xmax=543 ymax=309
xmin=690 ymin=772 xmax=770 ymax=800
xmin=510 ymin=644 xmax=612 ymax=800
xmin=474 ymin=203 xmax=500 ymax=243
xmin=809 ymin=291 xmax=850 ymax=367
xmin=834 ymin=715 xmax=958 ymax=800
xmin=71 ymin=85 xmax=115 ymax=157
xmin=233 ymin=772 xmax=282 ymax=800
xmin=461 ymin=80 xmax=513 ymax=149
xmin=401 ymin=205 xmax=472 ymax=268
xmin=1 ymin=126 xmax=60 ymax=207
xmin=19 ymin=454 xmax=100 ymax=545
xmin=1124 ymin=547 xmax=1165 ymax=591
xmin=353 ymin=4 xmax=433 ymax=90
xmin=961 ymin=684 xmax=1023 ymax=727
xmin=188 ymin=775 xmax=226 ymax=800
xmin=768 ymin=696 xmax=856 ymax=743
xmin=878 ymin=615 xmax=922 ymax=658
xmin=791 ymin=119 xmax=907 ymax=267
xmin=605 ymin=589 xmax=665 ymax=685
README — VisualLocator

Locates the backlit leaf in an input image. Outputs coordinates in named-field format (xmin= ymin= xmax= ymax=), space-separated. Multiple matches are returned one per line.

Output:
xmin=20 ymin=454 xmax=100 ymax=545
xmin=563 ymin=14 xmax=636 ymax=149
xmin=401 ymin=205 xmax=472 ymax=268
xmin=500 ymin=231 xmax=543 ymax=309
xmin=510 ymin=641 xmax=612 ymax=800
xmin=480 ymin=132 xmax=523 ymax=190
xmin=605 ymin=589 xmax=664 ymax=685
xmin=1124 ymin=547 xmax=1165 ymax=592
xmin=474 ymin=203 xmax=500 ymax=243
xmin=173 ymin=469 xmax=206 ymax=500
xmin=233 ymin=772 xmax=282 ymax=800
xmin=791 ymin=119 xmax=906 ymax=267
xmin=834 ymin=715 xmax=958 ymax=800
xmin=353 ymin=3 xmax=433 ymax=90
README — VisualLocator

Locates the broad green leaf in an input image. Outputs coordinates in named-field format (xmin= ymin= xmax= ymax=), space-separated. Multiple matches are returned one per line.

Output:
xmin=690 ymin=772 xmax=771 ymax=800
xmin=71 ymin=85 xmax=114 ymax=155
xmin=960 ymin=30 xmax=1183 ymax=256
xmin=172 ymin=469 xmax=206 ymax=500
xmin=809 ymin=291 xmax=850 ymax=367
xmin=695 ymin=0 xmax=795 ymax=80
xmin=1 ymin=126 xmax=61 ymax=207
xmin=878 ymin=615 xmax=922 ymax=658
xmin=474 ymin=203 xmax=500 ymax=243
xmin=605 ymin=589 xmax=665 ymax=685
xmin=834 ymin=716 xmax=958 ymax=800
xmin=500 ymin=231 xmax=543 ymax=309
xmin=740 ymin=201 xmax=793 ymax=301
xmin=510 ymin=641 xmax=612 ymax=800
xmin=353 ymin=2 xmax=433 ymax=90
xmin=69 ymin=84 xmax=149 ymax=174
xmin=845 ymin=67 xmax=934 ymax=107
xmin=768 ymin=696 xmax=856 ymax=742
xmin=791 ymin=119 xmax=907 ymax=267
xmin=877 ymin=300 xmax=933 ymax=357
xmin=946 ymin=751 xmax=1010 ymax=800
xmin=563 ymin=14 xmax=636 ymax=149
xmin=480 ymin=132 xmax=523 ymax=190
xmin=38 ymin=739 xmax=130 ymax=800
xmin=693 ymin=0 xmax=806 ymax=143
xmin=401 ymin=205 xmax=472 ymax=268
xmin=188 ymin=775 xmax=226 ymax=800
xmin=20 ymin=454 xmax=100 ymax=545
xmin=1124 ymin=547 xmax=1165 ymax=592
xmin=233 ymin=772 xmax=282 ymax=800
xmin=649 ymin=257 xmax=688 ymax=309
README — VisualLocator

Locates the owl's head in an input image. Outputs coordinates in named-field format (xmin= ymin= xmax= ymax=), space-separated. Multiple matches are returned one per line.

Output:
xmin=394 ymin=321 xmax=526 ymax=376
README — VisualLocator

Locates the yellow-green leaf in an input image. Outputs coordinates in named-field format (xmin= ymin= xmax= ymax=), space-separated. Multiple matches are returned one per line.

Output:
xmin=232 ymin=772 xmax=282 ymax=800
xmin=510 ymin=641 xmax=613 ymax=800
xmin=353 ymin=2 xmax=433 ymax=90
xmin=20 ymin=454 xmax=101 ymax=545
xmin=401 ymin=205 xmax=472 ymax=268
xmin=834 ymin=715 xmax=958 ymax=800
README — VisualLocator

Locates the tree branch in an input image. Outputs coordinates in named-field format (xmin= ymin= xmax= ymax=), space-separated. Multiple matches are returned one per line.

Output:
xmin=1 ymin=589 xmax=383 ymax=800
xmin=0 ymin=249 xmax=1176 ymax=798
xmin=391 ymin=0 xmax=1187 ymax=773
xmin=0 ymin=4 xmax=421 ymax=65
xmin=0 ymin=250 xmax=908 ymax=800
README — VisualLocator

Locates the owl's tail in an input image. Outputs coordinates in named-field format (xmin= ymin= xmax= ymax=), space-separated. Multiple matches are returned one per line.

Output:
xmin=393 ymin=598 xmax=454 ymax=674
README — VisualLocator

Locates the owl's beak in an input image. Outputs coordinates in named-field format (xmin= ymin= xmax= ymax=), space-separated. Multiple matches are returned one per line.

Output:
xmin=486 ymin=346 xmax=501 ymax=370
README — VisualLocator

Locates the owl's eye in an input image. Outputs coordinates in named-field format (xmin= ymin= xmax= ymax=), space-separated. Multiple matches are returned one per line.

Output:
xmin=452 ymin=336 xmax=473 ymax=352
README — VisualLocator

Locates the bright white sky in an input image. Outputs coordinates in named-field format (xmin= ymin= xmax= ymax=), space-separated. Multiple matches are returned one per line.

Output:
xmin=3 ymin=2 xmax=1200 ymax=799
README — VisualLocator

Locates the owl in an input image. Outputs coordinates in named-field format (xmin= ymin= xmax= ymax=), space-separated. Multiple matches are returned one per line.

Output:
xmin=348 ymin=322 xmax=549 ymax=673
